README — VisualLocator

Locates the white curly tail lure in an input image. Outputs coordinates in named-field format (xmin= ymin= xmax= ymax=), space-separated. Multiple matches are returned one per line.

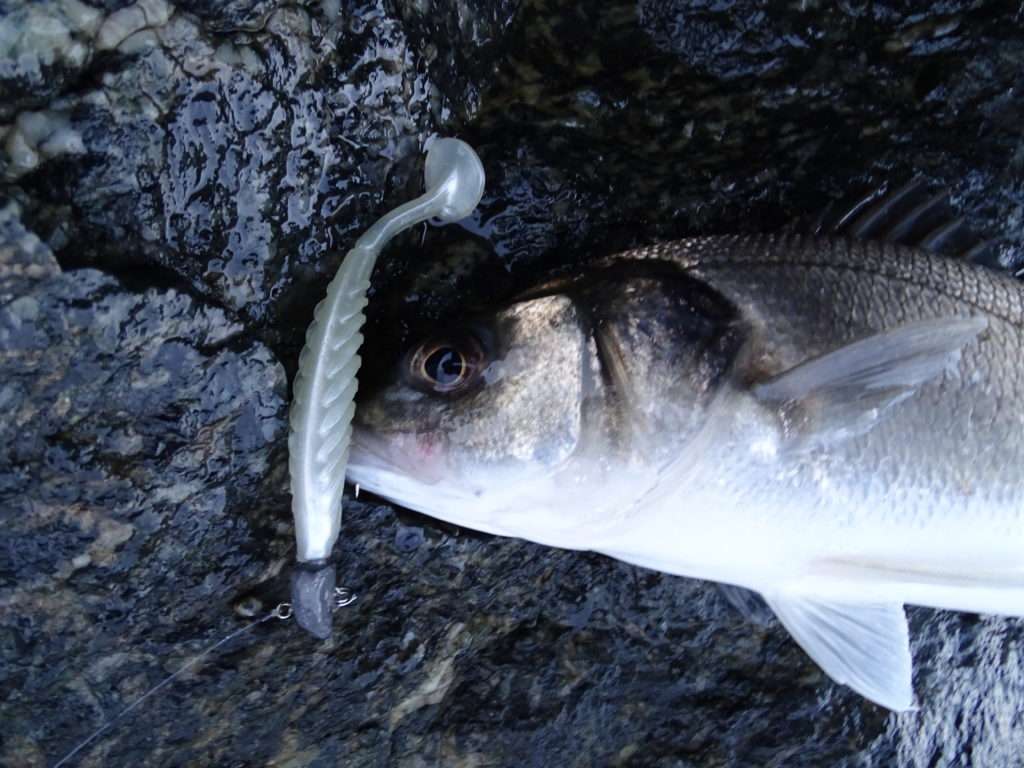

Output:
xmin=287 ymin=138 xmax=485 ymax=637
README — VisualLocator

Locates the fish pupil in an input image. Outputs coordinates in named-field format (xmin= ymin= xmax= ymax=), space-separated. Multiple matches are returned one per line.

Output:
xmin=426 ymin=347 xmax=464 ymax=386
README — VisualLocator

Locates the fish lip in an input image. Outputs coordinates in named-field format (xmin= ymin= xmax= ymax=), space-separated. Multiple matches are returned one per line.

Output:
xmin=349 ymin=426 xmax=448 ymax=485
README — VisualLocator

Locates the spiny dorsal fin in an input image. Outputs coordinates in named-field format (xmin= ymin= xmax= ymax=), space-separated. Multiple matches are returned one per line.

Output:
xmin=808 ymin=177 xmax=999 ymax=266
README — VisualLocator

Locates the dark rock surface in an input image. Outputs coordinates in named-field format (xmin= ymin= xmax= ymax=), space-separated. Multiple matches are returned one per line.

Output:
xmin=2 ymin=0 xmax=1024 ymax=766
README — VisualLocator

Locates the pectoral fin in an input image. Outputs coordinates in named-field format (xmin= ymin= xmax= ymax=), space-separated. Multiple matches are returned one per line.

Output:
xmin=766 ymin=593 xmax=914 ymax=711
xmin=753 ymin=317 xmax=987 ymax=448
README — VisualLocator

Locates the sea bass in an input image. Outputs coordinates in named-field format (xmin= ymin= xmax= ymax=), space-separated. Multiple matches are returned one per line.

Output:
xmin=347 ymin=185 xmax=1024 ymax=710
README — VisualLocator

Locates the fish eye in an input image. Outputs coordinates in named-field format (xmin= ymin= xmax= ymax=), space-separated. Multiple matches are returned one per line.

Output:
xmin=408 ymin=335 xmax=486 ymax=395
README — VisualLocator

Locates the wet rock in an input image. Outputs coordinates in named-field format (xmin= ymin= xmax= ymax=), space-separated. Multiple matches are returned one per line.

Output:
xmin=0 ymin=203 xmax=289 ymax=765
xmin=4 ymin=0 xmax=448 ymax=332
xmin=378 ymin=0 xmax=1024 ymax=357
xmin=0 ymin=0 xmax=104 ymax=120
xmin=459 ymin=0 xmax=1024 ymax=294
xmin=162 ymin=0 xmax=277 ymax=32
xmin=0 ymin=201 xmax=61 ymax=296
xmin=392 ymin=0 xmax=520 ymax=120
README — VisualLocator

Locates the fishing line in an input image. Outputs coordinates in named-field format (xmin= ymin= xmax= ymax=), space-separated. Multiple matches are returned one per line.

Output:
xmin=51 ymin=588 xmax=357 ymax=768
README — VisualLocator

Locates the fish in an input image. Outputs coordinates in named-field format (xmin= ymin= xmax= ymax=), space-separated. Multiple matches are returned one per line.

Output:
xmin=346 ymin=180 xmax=1024 ymax=710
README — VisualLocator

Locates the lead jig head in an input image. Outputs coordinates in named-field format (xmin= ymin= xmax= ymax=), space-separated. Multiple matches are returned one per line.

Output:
xmin=287 ymin=138 xmax=485 ymax=638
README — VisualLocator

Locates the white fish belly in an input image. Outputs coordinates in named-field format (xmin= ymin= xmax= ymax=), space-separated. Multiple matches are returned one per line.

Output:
xmin=596 ymin=474 xmax=1024 ymax=617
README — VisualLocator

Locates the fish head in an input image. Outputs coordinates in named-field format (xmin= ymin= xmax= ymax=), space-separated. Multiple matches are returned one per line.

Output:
xmin=350 ymin=293 xmax=604 ymax=541
xmin=349 ymin=273 xmax=743 ymax=544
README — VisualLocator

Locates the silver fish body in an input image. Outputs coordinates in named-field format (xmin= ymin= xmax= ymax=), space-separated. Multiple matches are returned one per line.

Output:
xmin=348 ymin=232 xmax=1024 ymax=709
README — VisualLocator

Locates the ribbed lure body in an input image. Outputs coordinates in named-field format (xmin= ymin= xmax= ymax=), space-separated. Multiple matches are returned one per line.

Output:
xmin=288 ymin=138 xmax=485 ymax=572
xmin=288 ymin=248 xmax=373 ymax=561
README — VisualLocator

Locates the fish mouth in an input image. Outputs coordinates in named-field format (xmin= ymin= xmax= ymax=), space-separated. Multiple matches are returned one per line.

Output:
xmin=347 ymin=427 xmax=498 ymax=532
xmin=348 ymin=429 xmax=635 ymax=548
xmin=349 ymin=426 xmax=450 ymax=486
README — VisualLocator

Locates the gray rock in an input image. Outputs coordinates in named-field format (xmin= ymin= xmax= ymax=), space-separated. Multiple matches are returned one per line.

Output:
xmin=5 ymin=0 xmax=446 ymax=329
xmin=0 ymin=0 xmax=104 ymax=120
xmin=0 ymin=204 xmax=290 ymax=765
xmin=462 ymin=0 xmax=1024 ymax=283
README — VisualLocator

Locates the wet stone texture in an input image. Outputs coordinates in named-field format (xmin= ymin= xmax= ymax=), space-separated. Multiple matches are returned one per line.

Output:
xmin=2 ymin=0 xmax=1024 ymax=766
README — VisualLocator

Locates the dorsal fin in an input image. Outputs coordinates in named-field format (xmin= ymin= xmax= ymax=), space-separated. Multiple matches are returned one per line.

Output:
xmin=808 ymin=177 xmax=999 ymax=266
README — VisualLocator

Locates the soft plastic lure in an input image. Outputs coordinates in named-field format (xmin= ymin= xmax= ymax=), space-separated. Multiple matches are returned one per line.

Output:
xmin=288 ymin=138 xmax=485 ymax=637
